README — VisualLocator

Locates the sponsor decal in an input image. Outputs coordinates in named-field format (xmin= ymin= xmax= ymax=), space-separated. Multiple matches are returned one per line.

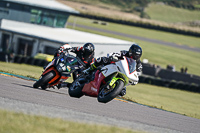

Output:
xmin=91 ymin=87 xmax=97 ymax=92
xmin=134 ymin=74 xmax=137 ymax=78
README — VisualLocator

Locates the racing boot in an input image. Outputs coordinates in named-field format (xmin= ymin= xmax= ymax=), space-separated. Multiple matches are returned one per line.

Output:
xmin=119 ymin=87 xmax=126 ymax=97
xmin=83 ymin=64 xmax=97 ymax=75
xmin=57 ymin=82 xmax=71 ymax=89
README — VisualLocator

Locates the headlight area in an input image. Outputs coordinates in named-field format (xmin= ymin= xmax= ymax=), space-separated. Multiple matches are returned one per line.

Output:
xmin=57 ymin=63 xmax=66 ymax=72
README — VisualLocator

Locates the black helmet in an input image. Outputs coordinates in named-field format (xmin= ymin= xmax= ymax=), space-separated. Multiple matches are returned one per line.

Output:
xmin=129 ymin=44 xmax=142 ymax=60
xmin=83 ymin=43 xmax=95 ymax=58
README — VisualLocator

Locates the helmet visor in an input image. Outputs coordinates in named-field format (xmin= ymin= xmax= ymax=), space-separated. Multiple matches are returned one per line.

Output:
xmin=132 ymin=54 xmax=141 ymax=60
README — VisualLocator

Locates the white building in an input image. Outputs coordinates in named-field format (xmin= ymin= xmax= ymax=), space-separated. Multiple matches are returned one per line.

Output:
xmin=0 ymin=0 xmax=79 ymax=27
xmin=0 ymin=19 xmax=133 ymax=57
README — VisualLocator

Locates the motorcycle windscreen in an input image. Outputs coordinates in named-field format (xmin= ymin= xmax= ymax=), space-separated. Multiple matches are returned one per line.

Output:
xmin=66 ymin=56 xmax=78 ymax=66
xmin=125 ymin=57 xmax=136 ymax=74
xmin=65 ymin=56 xmax=80 ymax=70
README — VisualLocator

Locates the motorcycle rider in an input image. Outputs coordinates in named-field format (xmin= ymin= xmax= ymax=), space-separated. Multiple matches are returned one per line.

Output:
xmin=83 ymin=44 xmax=142 ymax=96
xmin=54 ymin=43 xmax=95 ymax=88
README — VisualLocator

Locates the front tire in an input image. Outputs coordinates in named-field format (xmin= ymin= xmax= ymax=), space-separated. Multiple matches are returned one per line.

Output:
xmin=33 ymin=71 xmax=56 ymax=90
xmin=98 ymin=79 xmax=124 ymax=103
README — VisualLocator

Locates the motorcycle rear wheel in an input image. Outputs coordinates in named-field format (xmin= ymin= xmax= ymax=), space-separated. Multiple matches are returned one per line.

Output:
xmin=33 ymin=71 xmax=56 ymax=90
xmin=68 ymin=79 xmax=84 ymax=98
xmin=98 ymin=79 xmax=124 ymax=103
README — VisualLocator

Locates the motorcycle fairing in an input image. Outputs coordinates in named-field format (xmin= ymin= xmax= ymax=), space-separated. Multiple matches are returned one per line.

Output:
xmin=82 ymin=70 xmax=105 ymax=97
xmin=101 ymin=64 xmax=119 ymax=77
xmin=115 ymin=57 xmax=138 ymax=82
xmin=42 ymin=58 xmax=71 ymax=86
xmin=42 ymin=66 xmax=60 ymax=84
xmin=100 ymin=64 xmax=128 ymax=86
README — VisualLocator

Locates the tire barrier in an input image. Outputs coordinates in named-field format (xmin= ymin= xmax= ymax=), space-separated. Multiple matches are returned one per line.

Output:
xmin=33 ymin=59 xmax=48 ymax=67
xmin=142 ymin=63 xmax=200 ymax=86
xmin=0 ymin=53 xmax=6 ymax=61
xmin=168 ymin=82 xmax=178 ymax=89
xmin=12 ymin=55 xmax=49 ymax=67
xmin=139 ymin=75 xmax=200 ymax=93
xmin=16 ymin=56 xmax=26 ymax=64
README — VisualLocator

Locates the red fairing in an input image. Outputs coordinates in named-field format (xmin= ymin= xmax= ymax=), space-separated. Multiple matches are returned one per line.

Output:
xmin=42 ymin=66 xmax=61 ymax=85
xmin=82 ymin=70 xmax=105 ymax=97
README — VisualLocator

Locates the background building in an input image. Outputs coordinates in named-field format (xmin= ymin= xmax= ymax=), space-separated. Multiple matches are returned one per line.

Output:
xmin=0 ymin=0 xmax=132 ymax=59
xmin=0 ymin=0 xmax=79 ymax=27
xmin=0 ymin=19 xmax=133 ymax=58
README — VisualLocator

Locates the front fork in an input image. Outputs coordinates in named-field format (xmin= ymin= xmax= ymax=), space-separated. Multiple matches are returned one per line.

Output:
xmin=108 ymin=73 xmax=128 ymax=88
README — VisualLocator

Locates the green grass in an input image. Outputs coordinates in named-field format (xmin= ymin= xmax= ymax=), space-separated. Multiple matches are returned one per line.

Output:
xmin=145 ymin=3 xmax=200 ymax=23
xmin=67 ymin=16 xmax=200 ymax=76
xmin=68 ymin=16 xmax=200 ymax=48
xmin=0 ymin=109 xmax=138 ymax=133
xmin=0 ymin=62 xmax=43 ymax=79
xmin=1 ymin=61 xmax=200 ymax=119
xmin=195 ymin=4 xmax=200 ymax=8
xmin=125 ymin=84 xmax=200 ymax=119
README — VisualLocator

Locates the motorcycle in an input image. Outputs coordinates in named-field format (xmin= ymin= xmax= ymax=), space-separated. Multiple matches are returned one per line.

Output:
xmin=33 ymin=45 xmax=85 ymax=90
xmin=68 ymin=56 xmax=139 ymax=103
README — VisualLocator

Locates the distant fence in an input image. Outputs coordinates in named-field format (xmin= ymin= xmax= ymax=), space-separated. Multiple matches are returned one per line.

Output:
xmin=13 ymin=56 xmax=49 ymax=67
xmin=0 ymin=53 xmax=49 ymax=67
xmin=142 ymin=63 xmax=200 ymax=86
xmin=139 ymin=76 xmax=200 ymax=93
xmin=141 ymin=63 xmax=200 ymax=93
xmin=0 ymin=53 xmax=200 ymax=93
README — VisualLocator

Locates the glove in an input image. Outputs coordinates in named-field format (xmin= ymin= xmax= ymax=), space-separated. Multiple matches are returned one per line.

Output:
xmin=136 ymin=63 xmax=142 ymax=72
xmin=109 ymin=52 xmax=121 ymax=62
xmin=109 ymin=55 xmax=118 ymax=62
xmin=58 ymin=47 xmax=64 ymax=54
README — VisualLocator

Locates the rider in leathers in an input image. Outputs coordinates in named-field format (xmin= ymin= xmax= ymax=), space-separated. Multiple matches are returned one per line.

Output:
xmin=54 ymin=43 xmax=95 ymax=88
xmin=83 ymin=44 xmax=143 ymax=96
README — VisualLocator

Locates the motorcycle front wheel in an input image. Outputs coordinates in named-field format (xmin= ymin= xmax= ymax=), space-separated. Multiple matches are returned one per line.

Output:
xmin=98 ymin=79 xmax=124 ymax=103
xmin=33 ymin=71 xmax=56 ymax=90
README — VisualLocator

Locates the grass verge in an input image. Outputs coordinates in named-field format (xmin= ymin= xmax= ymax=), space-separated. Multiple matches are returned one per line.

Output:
xmin=145 ymin=3 xmax=200 ymax=23
xmin=125 ymin=84 xmax=200 ymax=119
xmin=0 ymin=61 xmax=200 ymax=119
xmin=0 ymin=109 xmax=138 ymax=133
xmin=68 ymin=16 xmax=200 ymax=48
xmin=67 ymin=17 xmax=200 ymax=76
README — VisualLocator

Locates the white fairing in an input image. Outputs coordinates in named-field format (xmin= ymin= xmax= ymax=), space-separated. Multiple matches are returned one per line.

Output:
xmin=101 ymin=64 xmax=119 ymax=77
xmin=101 ymin=56 xmax=139 ymax=86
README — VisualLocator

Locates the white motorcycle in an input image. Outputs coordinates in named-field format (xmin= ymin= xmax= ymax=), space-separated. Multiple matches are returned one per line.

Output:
xmin=68 ymin=56 xmax=139 ymax=103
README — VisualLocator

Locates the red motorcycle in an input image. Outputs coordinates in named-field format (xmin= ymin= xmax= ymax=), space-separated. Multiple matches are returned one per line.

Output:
xmin=68 ymin=56 xmax=139 ymax=103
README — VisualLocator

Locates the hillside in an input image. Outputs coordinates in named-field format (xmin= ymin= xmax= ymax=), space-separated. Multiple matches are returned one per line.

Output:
xmin=57 ymin=0 xmax=200 ymax=33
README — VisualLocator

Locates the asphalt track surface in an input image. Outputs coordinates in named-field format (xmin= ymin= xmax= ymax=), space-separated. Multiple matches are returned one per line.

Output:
xmin=0 ymin=75 xmax=200 ymax=133
xmin=69 ymin=23 xmax=200 ymax=53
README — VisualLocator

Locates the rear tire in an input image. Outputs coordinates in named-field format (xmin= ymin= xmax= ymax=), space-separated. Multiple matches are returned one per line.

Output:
xmin=33 ymin=71 xmax=56 ymax=90
xmin=68 ymin=78 xmax=84 ymax=98
xmin=98 ymin=79 xmax=124 ymax=103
